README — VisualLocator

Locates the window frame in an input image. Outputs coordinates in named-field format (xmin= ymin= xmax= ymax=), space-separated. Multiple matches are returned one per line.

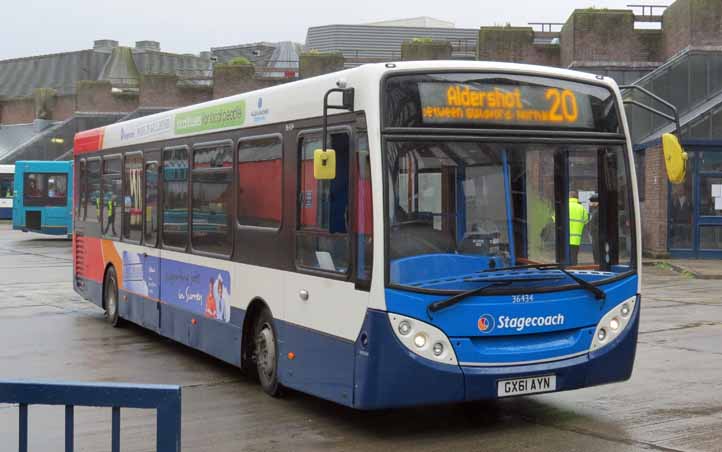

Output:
xmin=144 ymin=159 xmax=160 ymax=248
xmin=22 ymin=172 xmax=70 ymax=207
xmin=122 ymin=151 xmax=145 ymax=244
xmin=76 ymin=159 xmax=86 ymax=218
xmin=85 ymin=157 xmax=102 ymax=224
xmin=294 ymin=125 xmax=354 ymax=279
xmin=236 ymin=132 xmax=284 ymax=232
xmin=161 ymin=145 xmax=191 ymax=252
xmin=101 ymin=154 xmax=123 ymax=241
xmin=189 ymin=139 xmax=234 ymax=259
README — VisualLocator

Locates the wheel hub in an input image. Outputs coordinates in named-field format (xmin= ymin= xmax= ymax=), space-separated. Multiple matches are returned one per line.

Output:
xmin=256 ymin=324 xmax=276 ymax=379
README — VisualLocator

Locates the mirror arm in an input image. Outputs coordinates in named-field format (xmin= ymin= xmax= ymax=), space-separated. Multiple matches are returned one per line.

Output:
xmin=619 ymin=84 xmax=681 ymax=135
xmin=322 ymin=88 xmax=355 ymax=152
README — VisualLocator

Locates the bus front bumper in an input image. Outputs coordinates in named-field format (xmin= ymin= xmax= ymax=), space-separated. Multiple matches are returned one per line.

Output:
xmin=353 ymin=305 xmax=638 ymax=410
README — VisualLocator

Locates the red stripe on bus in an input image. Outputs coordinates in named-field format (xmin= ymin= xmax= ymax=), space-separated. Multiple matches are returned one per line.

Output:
xmin=74 ymin=128 xmax=105 ymax=154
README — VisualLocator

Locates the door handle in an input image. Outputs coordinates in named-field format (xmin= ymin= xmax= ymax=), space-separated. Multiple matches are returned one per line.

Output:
xmin=299 ymin=290 xmax=309 ymax=301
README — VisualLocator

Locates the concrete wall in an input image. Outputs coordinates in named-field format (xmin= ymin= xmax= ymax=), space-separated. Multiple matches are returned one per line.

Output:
xmin=53 ymin=96 xmax=76 ymax=121
xmin=561 ymin=9 xmax=664 ymax=67
xmin=0 ymin=97 xmax=35 ymax=124
xmin=212 ymin=65 xmax=281 ymax=100
xmin=401 ymin=40 xmax=452 ymax=61
xmin=139 ymin=75 xmax=212 ymax=108
xmin=477 ymin=27 xmax=560 ymax=66
xmin=299 ymin=52 xmax=345 ymax=79
xmin=76 ymin=81 xmax=137 ymax=113
xmin=641 ymin=146 xmax=670 ymax=257
xmin=663 ymin=0 xmax=722 ymax=58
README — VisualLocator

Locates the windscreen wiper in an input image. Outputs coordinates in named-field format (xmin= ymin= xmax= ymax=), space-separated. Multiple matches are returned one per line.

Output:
xmin=483 ymin=263 xmax=606 ymax=300
xmin=426 ymin=280 xmax=515 ymax=318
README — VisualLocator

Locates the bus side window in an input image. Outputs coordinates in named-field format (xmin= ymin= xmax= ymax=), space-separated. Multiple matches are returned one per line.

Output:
xmin=162 ymin=147 xmax=189 ymax=249
xmin=355 ymin=133 xmax=373 ymax=287
xmin=191 ymin=144 xmax=233 ymax=255
xmin=102 ymin=157 xmax=122 ymax=239
xmin=296 ymin=132 xmax=350 ymax=274
xmin=77 ymin=160 xmax=86 ymax=219
xmin=237 ymin=135 xmax=283 ymax=228
xmin=86 ymin=159 xmax=101 ymax=223
xmin=123 ymin=153 xmax=144 ymax=243
xmin=144 ymin=162 xmax=159 ymax=246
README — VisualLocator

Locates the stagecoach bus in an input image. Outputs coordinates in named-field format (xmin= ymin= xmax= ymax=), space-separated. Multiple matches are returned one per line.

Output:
xmin=12 ymin=160 xmax=73 ymax=236
xmin=0 ymin=164 xmax=14 ymax=220
xmin=72 ymin=61 xmax=645 ymax=409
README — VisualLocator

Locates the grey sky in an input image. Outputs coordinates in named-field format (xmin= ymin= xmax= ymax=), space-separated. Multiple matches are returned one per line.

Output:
xmin=1 ymin=0 xmax=656 ymax=60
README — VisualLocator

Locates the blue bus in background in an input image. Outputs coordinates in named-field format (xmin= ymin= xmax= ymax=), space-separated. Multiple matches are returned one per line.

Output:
xmin=13 ymin=161 xmax=73 ymax=236
xmin=0 ymin=165 xmax=14 ymax=220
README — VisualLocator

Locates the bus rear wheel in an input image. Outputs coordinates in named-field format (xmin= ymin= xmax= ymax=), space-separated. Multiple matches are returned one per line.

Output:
xmin=253 ymin=308 xmax=282 ymax=397
xmin=104 ymin=266 xmax=122 ymax=328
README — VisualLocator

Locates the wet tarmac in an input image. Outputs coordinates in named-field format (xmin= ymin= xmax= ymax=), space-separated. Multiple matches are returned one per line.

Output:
xmin=1 ymin=222 xmax=721 ymax=452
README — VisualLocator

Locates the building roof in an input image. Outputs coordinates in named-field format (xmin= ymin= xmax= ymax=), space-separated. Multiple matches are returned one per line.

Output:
xmin=0 ymin=41 xmax=210 ymax=99
xmin=364 ymin=17 xmax=455 ymax=28
xmin=305 ymin=24 xmax=479 ymax=62
xmin=0 ymin=120 xmax=59 ymax=162
xmin=211 ymin=42 xmax=302 ymax=69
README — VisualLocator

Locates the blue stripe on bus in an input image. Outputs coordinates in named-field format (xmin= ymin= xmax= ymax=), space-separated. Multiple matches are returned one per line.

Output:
xmin=0 ymin=207 xmax=11 ymax=220
xmin=75 ymin=275 xmax=639 ymax=409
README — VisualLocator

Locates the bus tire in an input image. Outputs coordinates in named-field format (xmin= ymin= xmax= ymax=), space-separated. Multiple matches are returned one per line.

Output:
xmin=253 ymin=307 xmax=282 ymax=397
xmin=104 ymin=266 xmax=122 ymax=328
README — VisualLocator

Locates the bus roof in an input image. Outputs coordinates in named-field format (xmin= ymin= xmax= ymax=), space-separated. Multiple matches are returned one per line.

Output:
xmin=73 ymin=61 xmax=620 ymax=155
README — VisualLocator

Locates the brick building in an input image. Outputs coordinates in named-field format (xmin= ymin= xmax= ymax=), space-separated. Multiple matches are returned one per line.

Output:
xmin=1 ymin=0 xmax=721 ymax=257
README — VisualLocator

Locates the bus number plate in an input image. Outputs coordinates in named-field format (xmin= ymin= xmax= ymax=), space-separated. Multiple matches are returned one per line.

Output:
xmin=497 ymin=375 xmax=556 ymax=397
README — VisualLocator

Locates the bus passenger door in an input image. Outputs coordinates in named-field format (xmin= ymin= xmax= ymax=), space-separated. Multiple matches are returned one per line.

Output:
xmin=282 ymin=126 xmax=371 ymax=405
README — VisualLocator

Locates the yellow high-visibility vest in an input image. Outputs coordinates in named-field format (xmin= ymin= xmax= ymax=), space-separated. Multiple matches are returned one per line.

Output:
xmin=569 ymin=197 xmax=589 ymax=246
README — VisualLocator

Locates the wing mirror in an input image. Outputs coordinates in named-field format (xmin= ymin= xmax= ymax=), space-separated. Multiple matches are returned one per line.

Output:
xmin=662 ymin=133 xmax=688 ymax=184
xmin=313 ymin=148 xmax=336 ymax=180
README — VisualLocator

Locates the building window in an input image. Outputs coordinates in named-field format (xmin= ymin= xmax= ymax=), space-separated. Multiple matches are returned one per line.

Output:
xmin=102 ymin=157 xmax=122 ymax=239
xmin=145 ymin=162 xmax=159 ymax=246
xmin=296 ymin=132 xmax=350 ymax=273
xmin=123 ymin=154 xmax=144 ymax=243
xmin=192 ymin=144 xmax=232 ymax=255
xmin=162 ymin=147 xmax=189 ymax=249
xmin=237 ymin=136 xmax=282 ymax=228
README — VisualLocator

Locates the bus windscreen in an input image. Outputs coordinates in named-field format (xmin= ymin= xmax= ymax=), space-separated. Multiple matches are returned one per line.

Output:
xmin=384 ymin=73 xmax=620 ymax=132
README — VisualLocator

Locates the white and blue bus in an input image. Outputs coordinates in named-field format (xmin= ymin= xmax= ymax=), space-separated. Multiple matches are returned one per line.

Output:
xmin=0 ymin=164 xmax=14 ymax=220
xmin=73 ymin=61 xmax=645 ymax=409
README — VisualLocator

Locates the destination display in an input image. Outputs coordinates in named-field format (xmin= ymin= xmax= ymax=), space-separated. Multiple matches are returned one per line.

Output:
xmin=383 ymin=73 xmax=619 ymax=132
xmin=418 ymin=82 xmax=595 ymax=128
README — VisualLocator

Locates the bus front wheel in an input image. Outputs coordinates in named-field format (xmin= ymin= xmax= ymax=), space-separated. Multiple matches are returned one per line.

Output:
xmin=253 ymin=308 xmax=282 ymax=397
xmin=104 ymin=266 xmax=122 ymax=328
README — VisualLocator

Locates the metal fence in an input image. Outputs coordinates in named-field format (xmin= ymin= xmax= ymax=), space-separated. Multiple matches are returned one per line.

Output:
xmin=0 ymin=380 xmax=182 ymax=452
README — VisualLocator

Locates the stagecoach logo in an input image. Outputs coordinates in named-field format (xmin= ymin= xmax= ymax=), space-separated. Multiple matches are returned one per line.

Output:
xmin=477 ymin=314 xmax=495 ymax=333
xmin=251 ymin=96 xmax=270 ymax=123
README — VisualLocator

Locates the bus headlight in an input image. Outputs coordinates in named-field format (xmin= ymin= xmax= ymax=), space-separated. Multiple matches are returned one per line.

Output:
xmin=388 ymin=313 xmax=458 ymax=366
xmin=590 ymin=296 xmax=638 ymax=352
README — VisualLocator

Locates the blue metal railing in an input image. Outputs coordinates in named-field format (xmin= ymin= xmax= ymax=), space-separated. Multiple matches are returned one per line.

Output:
xmin=0 ymin=380 xmax=181 ymax=452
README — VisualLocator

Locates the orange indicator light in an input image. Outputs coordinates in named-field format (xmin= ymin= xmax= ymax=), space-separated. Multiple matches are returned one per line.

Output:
xmin=288 ymin=352 xmax=296 ymax=360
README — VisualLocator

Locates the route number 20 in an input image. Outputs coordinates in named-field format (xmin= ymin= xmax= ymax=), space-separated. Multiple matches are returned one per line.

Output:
xmin=546 ymin=89 xmax=579 ymax=123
